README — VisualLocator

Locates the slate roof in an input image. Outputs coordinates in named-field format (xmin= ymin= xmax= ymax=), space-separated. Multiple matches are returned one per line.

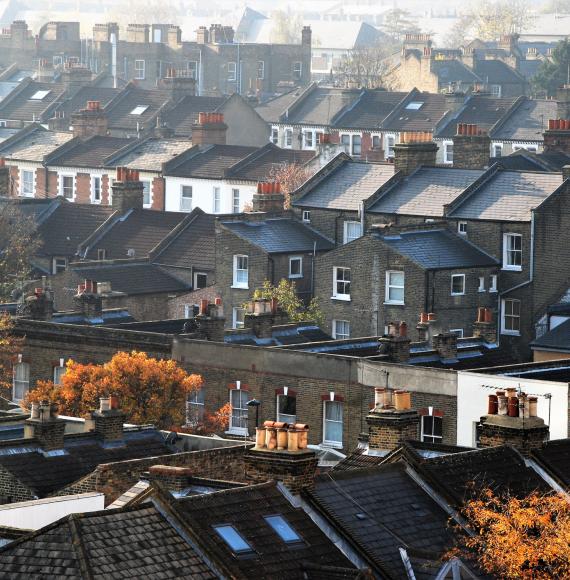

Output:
xmin=226 ymin=324 xmax=331 ymax=346
xmin=492 ymin=98 xmax=556 ymax=141
xmin=105 ymin=86 xmax=171 ymax=132
xmin=430 ymin=59 xmax=481 ymax=85
xmin=334 ymin=90 xmax=406 ymax=130
xmin=494 ymin=150 xmax=570 ymax=171
xmin=220 ymin=218 xmax=334 ymax=253
xmin=307 ymin=462 xmax=455 ymax=578
xmin=161 ymin=95 xmax=227 ymax=136
xmin=448 ymin=170 xmax=563 ymax=221
xmin=474 ymin=59 xmax=526 ymax=85
xmin=51 ymin=86 xmax=121 ymax=120
xmin=255 ymin=90 xmax=302 ymax=123
xmin=46 ymin=135 xmax=131 ymax=168
xmin=368 ymin=167 xmax=483 ymax=216
xmin=0 ymin=126 xmax=73 ymax=161
xmin=532 ymin=438 xmax=570 ymax=488
xmin=381 ymin=91 xmax=450 ymax=132
xmin=85 ymin=209 xmax=187 ymax=260
xmin=0 ymin=81 xmax=67 ymax=122
xmin=106 ymin=138 xmax=193 ymax=172
xmin=0 ymin=428 xmax=171 ymax=497
xmin=66 ymin=263 xmax=189 ymax=295
xmin=294 ymin=160 xmax=395 ymax=210
xmin=378 ymin=229 xmax=499 ymax=270
xmin=176 ymin=481 xmax=356 ymax=579
xmin=165 ymin=144 xmax=257 ymax=179
xmin=530 ymin=318 xmax=570 ymax=351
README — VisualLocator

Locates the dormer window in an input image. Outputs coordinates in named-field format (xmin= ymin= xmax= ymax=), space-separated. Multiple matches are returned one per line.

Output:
xmin=30 ymin=90 xmax=51 ymax=101
xmin=405 ymin=101 xmax=423 ymax=110
xmin=213 ymin=525 xmax=253 ymax=554
xmin=130 ymin=105 xmax=149 ymax=115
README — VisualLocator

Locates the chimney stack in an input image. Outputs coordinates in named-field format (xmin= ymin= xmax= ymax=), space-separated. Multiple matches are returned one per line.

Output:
xmin=479 ymin=391 xmax=548 ymax=456
xmin=472 ymin=307 xmax=497 ymax=343
xmin=93 ymin=396 xmax=126 ymax=444
xmin=73 ymin=279 xmax=103 ymax=319
xmin=252 ymin=182 xmax=285 ymax=213
xmin=192 ymin=112 xmax=227 ymax=145
xmin=24 ymin=401 xmax=66 ymax=452
xmin=378 ymin=321 xmax=411 ymax=363
xmin=432 ymin=332 xmax=458 ymax=362
xmin=71 ymin=101 xmax=108 ymax=139
xmin=60 ymin=64 xmax=93 ymax=89
xmin=393 ymin=132 xmax=438 ymax=176
xmin=23 ymin=286 xmax=54 ymax=320
xmin=112 ymin=167 xmax=144 ymax=212
xmin=148 ymin=465 xmax=193 ymax=492
xmin=453 ymin=124 xmax=491 ymax=169
xmin=543 ymin=119 xmax=570 ymax=154
xmin=556 ymin=85 xmax=570 ymax=120
xmin=159 ymin=67 xmax=196 ymax=102
xmin=195 ymin=299 xmax=225 ymax=342
xmin=197 ymin=26 xmax=209 ymax=44
xmin=244 ymin=298 xmax=287 ymax=339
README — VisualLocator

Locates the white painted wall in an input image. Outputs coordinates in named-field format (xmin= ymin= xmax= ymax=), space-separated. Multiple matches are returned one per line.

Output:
xmin=164 ymin=176 xmax=257 ymax=214
xmin=0 ymin=493 xmax=105 ymax=530
xmin=457 ymin=371 xmax=569 ymax=447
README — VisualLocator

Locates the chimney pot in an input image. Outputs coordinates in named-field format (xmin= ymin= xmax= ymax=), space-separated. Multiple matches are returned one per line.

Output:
xmin=507 ymin=396 xmax=519 ymax=417
xmin=488 ymin=394 xmax=498 ymax=415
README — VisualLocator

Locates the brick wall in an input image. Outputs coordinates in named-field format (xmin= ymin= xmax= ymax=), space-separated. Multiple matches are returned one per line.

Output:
xmin=0 ymin=466 xmax=36 ymax=505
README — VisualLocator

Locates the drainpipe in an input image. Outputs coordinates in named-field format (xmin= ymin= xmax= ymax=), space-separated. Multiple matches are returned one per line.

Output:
xmin=43 ymin=160 xmax=49 ymax=198
xmin=310 ymin=241 xmax=316 ymax=298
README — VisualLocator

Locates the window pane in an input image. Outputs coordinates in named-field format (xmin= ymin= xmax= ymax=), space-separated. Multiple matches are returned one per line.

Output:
xmin=277 ymin=395 xmax=296 ymax=423
xmin=214 ymin=525 xmax=252 ymax=553
xmin=324 ymin=401 xmax=343 ymax=443
xmin=264 ymin=515 xmax=301 ymax=543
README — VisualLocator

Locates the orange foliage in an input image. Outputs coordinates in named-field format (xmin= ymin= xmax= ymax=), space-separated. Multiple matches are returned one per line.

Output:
xmin=25 ymin=351 xmax=202 ymax=428
xmin=179 ymin=402 xmax=232 ymax=436
xmin=0 ymin=314 xmax=21 ymax=398
xmin=453 ymin=488 xmax=570 ymax=579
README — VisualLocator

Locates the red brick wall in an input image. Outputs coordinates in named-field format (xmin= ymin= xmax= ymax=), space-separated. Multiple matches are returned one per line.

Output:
xmin=151 ymin=176 xmax=165 ymax=210
xmin=75 ymin=172 xmax=91 ymax=204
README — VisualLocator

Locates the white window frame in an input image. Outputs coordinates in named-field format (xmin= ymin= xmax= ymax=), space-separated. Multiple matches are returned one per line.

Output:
xmin=141 ymin=180 xmax=152 ymax=207
xmin=449 ymin=329 xmax=464 ymax=338
xmin=232 ymin=306 xmax=245 ymax=329
xmin=60 ymin=174 xmax=75 ymax=201
xmin=228 ymin=62 xmax=237 ymax=81
xmin=333 ymin=267 xmax=351 ymax=301
xmin=187 ymin=388 xmax=205 ymax=427
xmin=232 ymin=188 xmax=240 ymax=213
xmin=490 ymin=274 xmax=498 ymax=293
xmin=213 ymin=186 xmax=221 ymax=213
xmin=91 ymin=175 xmax=102 ymax=203
xmin=451 ymin=273 xmax=465 ymax=296
xmin=52 ymin=257 xmax=68 ymax=275
xmin=490 ymin=84 xmax=502 ymax=98
xmin=512 ymin=143 xmax=538 ymax=153
xmin=457 ymin=221 xmax=467 ymax=235
xmin=502 ymin=233 xmax=522 ymax=271
xmin=180 ymin=185 xmax=192 ymax=212
xmin=232 ymin=254 xmax=248 ymax=289
xmin=302 ymin=210 xmax=311 ymax=223
xmin=371 ymin=134 xmax=381 ymax=150
xmin=443 ymin=140 xmax=454 ymax=164
xmin=478 ymin=276 xmax=486 ymax=292
xmin=193 ymin=272 xmax=207 ymax=290
xmin=384 ymin=134 xmax=396 ymax=159
xmin=13 ymin=361 xmax=29 ymax=401
xmin=289 ymin=256 xmax=303 ymax=279
xmin=501 ymin=298 xmax=521 ymax=336
xmin=187 ymin=61 xmax=198 ymax=79
xmin=284 ymin=128 xmax=293 ymax=149
xmin=421 ymin=415 xmax=443 ymax=443
xmin=332 ymin=320 xmax=350 ymax=340
xmin=270 ymin=126 xmax=279 ymax=145
xmin=385 ymin=271 xmax=405 ymax=305
xmin=228 ymin=388 xmax=248 ymax=435
xmin=97 ymin=249 xmax=107 ymax=261
xmin=277 ymin=393 xmax=296 ymax=424
xmin=53 ymin=364 xmax=66 ymax=385
xmin=351 ymin=134 xmax=362 ymax=157
xmin=492 ymin=143 xmax=503 ymax=158
xmin=257 ymin=60 xmax=265 ymax=80
xmin=134 ymin=59 xmax=146 ymax=80
xmin=20 ymin=169 xmax=35 ymax=197
xmin=323 ymin=400 xmax=343 ymax=448
xmin=343 ymin=221 xmax=362 ymax=245
xmin=302 ymin=129 xmax=315 ymax=150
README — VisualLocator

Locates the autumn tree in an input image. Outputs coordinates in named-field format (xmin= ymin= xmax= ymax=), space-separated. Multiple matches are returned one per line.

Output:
xmin=267 ymin=162 xmax=311 ymax=209
xmin=452 ymin=488 xmax=570 ymax=579
xmin=24 ymin=351 xmax=203 ymax=429
xmin=533 ymin=39 xmax=570 ymax=96
xmin=0 ymin=314 xmax=22 ymax=399
xmin=252 ymin=279 xmax=325 ymax=327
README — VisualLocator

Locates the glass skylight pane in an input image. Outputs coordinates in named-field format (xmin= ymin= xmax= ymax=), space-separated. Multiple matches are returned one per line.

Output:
xmin=130 ymin=105 xmax=148 ymax=115
xmin=214 ymin=525 xmax=252 ymax=553
xmin=30 ymin=90 xmax=50 ymax=100
xmin=264 ymin=515 xmax=301 ymax=543
xmin=405 ymin=102 xmax=423 ymax=110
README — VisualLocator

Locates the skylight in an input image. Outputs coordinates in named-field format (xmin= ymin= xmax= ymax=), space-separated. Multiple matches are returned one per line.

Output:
xmin=264 ymin=515 xmax=302 ymax=543
xmin=213 ymin=525 xmax=253 ymax=553
xmin=130 ymin=105 xmax=149 ymax=115
xmin=405 ymin=102 xmax=423 ymax=110
xmin=30 ymin=90 xmax=51 ymax=101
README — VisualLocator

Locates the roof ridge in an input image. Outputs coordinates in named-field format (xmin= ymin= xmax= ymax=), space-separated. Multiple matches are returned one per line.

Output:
xmin=444 ymin=163 xmax=502 ymax=216
xmin=488 ymin=95 xmax=526 ymax=137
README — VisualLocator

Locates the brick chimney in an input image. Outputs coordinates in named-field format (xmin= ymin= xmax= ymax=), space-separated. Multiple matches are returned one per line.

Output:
xmin=60 ymin=64 xmax=93 ymax=89
xmin=73 ymin=279 xmax=103 ymax=319
xmin=192 ymin=112 xmax=227 ymax=146
xmin=159 ymin=67 xmax=196 ymax=102
xmin=195 ymin=299 xmax=225 ymax=342
xmin=93 ymin=396 xmax=126 ymax=443
xmin=112 ymin=167 xmax=144 ymax=212
xmin=479 ymin=391 xmax=548 ymax=456
xmin=472 ymin=307 xmax=497 ymax=343
xmin=36 ymin=58 xmax=54 ymax=82
xmin=23 ymin=286 xmax=54 ymax=320
xmin=24 ymin=401 xmax=66 ymax=452
xmin=252 ymin=182 xmax=285 ymax=213
xmin=366 ymin=389 xmax=420 ymax=451
xmin=244 ymin=298 xmax=286 ymax=339
xmin=432 ymin=332 xmax=458 ymax=362
xmin=301 ymin=26 xmax=312 ymax=48
xmin=196 ymin=26 xmax=209 ymax=44
xmin=416 ymin=312 xmax=437 ymax=342
xmin=453 ymin=124 xmax=491 ymax=169
xmin=71 ymin=101 xmax=108 ymax=139
xmin=544 ymin=119 xmax=570 ymax=154
xmin=0 ymin=158 xmax=9 ymax=196
xmin=393 ymin=132 xmax=438 ymax=176
xmin=378 ymin=321 xmax=411 ymax=363
xmin=245 ymin=421 xmax=317 ymax=493
xmin=148 ymin=465 xmax=193 ymax=492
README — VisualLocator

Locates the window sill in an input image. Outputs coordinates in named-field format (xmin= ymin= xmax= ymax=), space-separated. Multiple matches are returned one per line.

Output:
xmin=478 ymin=289 xmax=486 ymax=293
xmin=226 ymin=428 xmax=248 ymax=437
xmin=320 ymin=441 xmax=343 ymax=450
xmin=231 ymin=285 xmax=249 ymax=290
xmin=331 ymin=295 xmax=351 ymax=302
xmin=450 ymin=293 xmax=465 ymax=297
xmin=501 ymin=330 xmax=521 ymax=337
xmin=384 ymin=301 xmax=405 ymax=306
xmin=489 ymin=289 xmax=498 ymax=293
xmin=289 ymin=275 xmax=303 ymax=279
xmin=502 ymin=266 xmax=522 ymax=272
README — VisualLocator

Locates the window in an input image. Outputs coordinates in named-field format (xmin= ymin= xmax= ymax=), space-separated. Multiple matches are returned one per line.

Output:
xmin=351 ymin=134 xmax=361 ymax=156
xmin=20 ymin=170 xmax=34 ymax=197
xmin=213 ymin=187 xmax=221 ymax=213
xmin=457 ymin=221 xmax=467 ymax=235
xmin=30 ymin=90 xmax=50 ymax=101
xmin=450 ymin=328 xmax=464 ymax=338
xmin=340 ymin=134 xmax=350 ymax=154
xmin=303 ymin=130 xmax=314 ymax=149
xmin=302 ymin=210 xmax=311 ymax=223
xmin=421 ymin=415 xmax=443 ymax=443
xmin=271 ymin=127 xmax=279 ymax=145
xmin=187 ymin=388 xmax=205 ymax=426
xmin=52 ymin=257 xmax=67 ymax=275
xmin=134 ymin=59 xmax=145 ymax=79
xmin=293 ymin=62 xmax=302 ymax=80
xmin=264 ymin=516 xmax=302 ymax=544
xmin=142 ymin=181 xmax=151 ymax=206
xmin=343 ymin=221 xmax=362 ymax=244
xmin=385 ymin=134 xmax=396 ymax=158
xmin=503 ymin=233 xmax=522 ymax=270
xmin=214 ymin=525 xmax=252 ymax=554
xmin=232 ymin=306 xmax=245 ymax=329
xmin=405 ymin=101 xmax=423 ymax=110
xmin=490 ymin=274 xmax=498 ymax=292
xmin=385 ymin=271 xmax=404 ymax=304
xmin=13 ymin=362 xmax=29 ymax=401
xmin=229 ymin=389 xmax=248 ymax=433
xmin=493 ymin=143 xmax=503 ymax=158
xmin=513 ymin=143 xmax=538 ymax=153
xmin=372 ymin=135 xmax=381 ymax=149
xmin=232 ymin=188 xmax=240 ymax=213
xmin=289 ymin=256 xmax=302 ymax=278
xmin=451 ymin=274 xmax=465 ymax=296
xmin=502 ymin=298 xmax=521 ymax=335
xmin=443 ymin=141 xmax=454 ymax=164
xmin=333 ymin=320 xmax=350 ymax=340
xmin=277 ymin=394 xmax=296 ymax=423
xmin=97 ymin=249 xmax=107 ymax=261
xmin=61 ymin=175 xmax=74 ymax=200
xmin=257 ymin=60 xmax=265 ymax=80
xmin=130 ymin=105 xmax=148 ymax=115
xmin=92 ymin=176 xmax=101 ymax=202
xmin=233 ymin=255 xmax=248 ymax=288
xmin=180 ymin=185 xmax=192 ymax=212
xmin=194 ymin=272 xmax=207 ymax=289
xmin=53 ymin=365 xmax=66 ymax=385
xmin=53 ymin=55 xmax=63 ymax=67
xmin=333 ymin=267 xmax=351 ymax=300
xmin=284 ymin=128 xmax=293 ymax=148
xmin=323 ymin=400 xmax=343 ymax=446
xmin=187 ymin=61 xmax=198 ymax=79
xmin=490 ymin=84 xmax=502 ymax=97
xmin=478 ymin=276 xmax=485 ymax=292
xmin=228 ymin=62 xmax=237 ymax=81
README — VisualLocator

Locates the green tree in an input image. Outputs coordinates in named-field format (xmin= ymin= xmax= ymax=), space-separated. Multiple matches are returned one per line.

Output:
xmin=466 ymin=0 xmax=532 ymax=41
xmin=381 ymin=9 xmax=420 ymax=41
xmin=252 ymin=279 xmax=325 ymax=327
xmin=533 ymin=39 xmax=570 ymax=96
xmin=271 ymin=9 xmax=303 ymax=44
xmin=335 ymin=41 xmax=397 ymax=89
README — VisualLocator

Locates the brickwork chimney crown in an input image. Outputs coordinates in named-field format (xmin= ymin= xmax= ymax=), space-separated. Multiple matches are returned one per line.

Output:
xmin=251 ymin=182 xmax=285 ymax=213
xmin=393 ymin=133 xmax=438 ymax=176
xmin=24 ymin=401 xmax=66 ymax=452
xmin=472 ymin=307 xmax=497 ymax=343
xmin=378 ymin=321 xmax=411 ymax=362
xmin=194 ymin=299 xmax=225 ymax=342
xmin=453 ymin=124 xmax=491 ymax=169
xmin=71 ymin=100 xmax=108 ymax=139
xmin=112 ymin=167 xmax=144 ymax=212
xmin=93 ymin=396 xmax=126 ymax=443
xmin=192 ymin=112 xmax=227 ymax=145
xmin=73 ymin=279 xmax=103 ymax=319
